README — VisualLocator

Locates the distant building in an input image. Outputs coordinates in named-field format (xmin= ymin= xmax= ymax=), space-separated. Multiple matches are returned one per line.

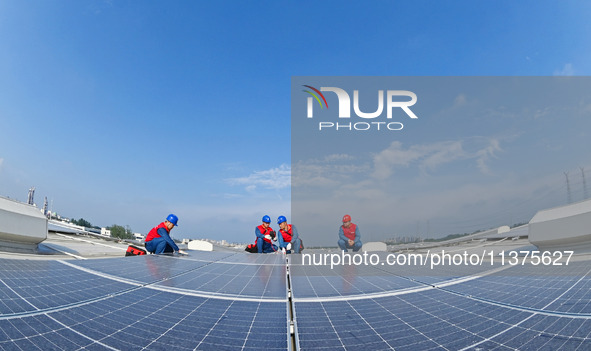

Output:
xmin=101 ymin=228 xmax=111 ymax=237
xmin=386 ymin=236 xmax=422 ymax=244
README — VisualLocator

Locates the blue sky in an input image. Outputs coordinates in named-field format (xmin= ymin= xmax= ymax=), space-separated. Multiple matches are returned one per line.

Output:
xmin=1 ymin=1 xmax=590 ymax=245
xmin=291 ymin=77 xmax=591 ymax=246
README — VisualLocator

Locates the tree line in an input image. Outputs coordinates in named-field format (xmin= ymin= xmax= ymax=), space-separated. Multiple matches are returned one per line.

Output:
xmin=70 ymin=218 xmax=135 ymax=240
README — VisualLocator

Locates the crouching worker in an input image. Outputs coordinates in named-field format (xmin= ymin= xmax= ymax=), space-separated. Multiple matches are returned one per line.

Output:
xmin=277 ymin=215 xmax=302 ymax=254
xmin=255 ymin=215 xmax=277 ymax=253
xmin=145 ymin=214 xmax=186 ymax=255
xmin=338 ymin=214 xmax=362 ymax=252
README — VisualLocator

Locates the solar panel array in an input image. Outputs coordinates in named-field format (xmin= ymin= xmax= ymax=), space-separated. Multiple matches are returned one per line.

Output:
xmin=0 ymin=247 xmax=590 ymax=350
xmin=0 ymin=253 xmax=289 ymax=350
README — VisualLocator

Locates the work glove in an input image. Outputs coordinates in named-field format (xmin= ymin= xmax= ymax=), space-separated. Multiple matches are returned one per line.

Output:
xmin=264 ymin=234 xmax=272 ymax=241
xmin=286 ymin=243 xmax=292 ymax=251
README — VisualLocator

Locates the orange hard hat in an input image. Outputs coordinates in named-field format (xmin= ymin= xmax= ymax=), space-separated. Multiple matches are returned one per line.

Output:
xmin=342 ymin=214 xmax=351 ymax=222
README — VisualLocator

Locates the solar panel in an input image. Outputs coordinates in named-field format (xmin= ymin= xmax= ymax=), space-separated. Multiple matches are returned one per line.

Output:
xmin=0 ymin=248 xmax=590 ymax=350
xmin=0 ymin=291 xmax=289 ymax=350
xmin=65 ymin=252 xmax=237 ymax=284
xmin=291 ymin=263 xmax=415 ymax=296
xmin=0 ymin=259 xmax=131 ymax=315
xmin=289 ymin=250 xmax=591 ymax=350
xmin=152 ymin=256 xmax=287 ymax=299
xmin=441 ymin=260 xmax=591 ymax=313
xmin=0 ymin=253 xmax=290 ymax=350
xmin=294 ymin=289 xmax=591 ymax=350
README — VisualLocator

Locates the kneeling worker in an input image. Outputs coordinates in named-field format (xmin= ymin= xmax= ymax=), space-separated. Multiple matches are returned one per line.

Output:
xmin=277 ymin=215 xmax=302 ymax=254
xmin=338 ymin=214 xmax=362 ymax=252
xmin=145 ymin=214 xmax=186 ymax=255
xmin=256 ymin=215 xmax=277 ymax=253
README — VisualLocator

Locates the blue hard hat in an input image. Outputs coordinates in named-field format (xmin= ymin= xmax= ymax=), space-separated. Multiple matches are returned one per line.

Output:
xmin=277 ymin=215 xmax=287 ymax=224
xmin=262 ymin=215 xmax=271 ymax=223
xmin=166 ymin=214 xmax=179 ymax=226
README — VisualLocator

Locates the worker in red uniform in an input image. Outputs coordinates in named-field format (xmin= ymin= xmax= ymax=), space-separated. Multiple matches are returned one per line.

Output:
xmin=255 ymin=215 xmax=277 ymax=253
xmin=338 ymin=214 xmax=362 ymax=252
xmin=277 ymin=215 xmax=302 ymax=254
xmin=145 ymin=214 xmax=186 ymax=254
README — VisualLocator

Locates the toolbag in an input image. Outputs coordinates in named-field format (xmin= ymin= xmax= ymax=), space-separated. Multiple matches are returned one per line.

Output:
xmin=244 ymin=243 xmax=258 ymax=253
xmin=126 ymin=245 xmax=147 ymax=256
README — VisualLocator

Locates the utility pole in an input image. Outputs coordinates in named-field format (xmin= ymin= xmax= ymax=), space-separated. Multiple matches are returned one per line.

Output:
xmin=582 ymin=167 xmax=588 ymax=200
xmin=564 ymin=172 xmax=572 ymax=204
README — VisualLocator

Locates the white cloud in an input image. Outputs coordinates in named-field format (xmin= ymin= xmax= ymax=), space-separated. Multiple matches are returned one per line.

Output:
xmin=324 ymin=154 xmax=356 ymax=162
xmin=453 ymin=93 xmax=468 ymax=107
xmin=554 ymin=63 xmax=575 ymax=76
xmin=372 ymin=138 xmax=502 ymax=180
xmin=475 ymin=138 xmax=501 ymax=174
xmin=226 ymin=164 xmax=291 ymax=191
xmin=292 ymin=154 xmax=369 ymax=188
xmin=372 ymin=141 xmax=462 ymax=179
xmin=87 ymin=0 xmax=113 ymax=15
xmin=372 ymin=141 xmax=422 ymax=179
xmin=292 ymin=139 xmax=503 ymax=189
xmin=419 ymin=141 xmax=465 ymax=172
xmin=533 ymin=107 xmax=552 ymax=119
xmin=222 ymin=193 xmax=243 ymax=199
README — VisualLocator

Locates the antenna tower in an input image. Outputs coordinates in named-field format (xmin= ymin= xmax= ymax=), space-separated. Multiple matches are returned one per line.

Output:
xmin=27 ymin=187 xmax=35 ymax=205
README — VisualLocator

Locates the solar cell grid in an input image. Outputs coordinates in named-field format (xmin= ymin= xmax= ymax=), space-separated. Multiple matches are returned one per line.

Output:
xmin=0 ymin=285 xmax=33 ymax=315
xmin=26 ymin=290 xmax=288 ymax=350
xmin=152 ymin=262 xmax=286 ymax=298
xmin=442 ymin=260 xmax=591 ymax=314
xmin=361 ymin=251 xmax=505 ymax=277
xmin=296 ymin=256 xmax=591 ymax=349
xmin=289 ymin=263 xmax=421 ymax=299
xmin=67 ymin=255 xmax=223 ymax=284
xmin=0 ymin=250 xmax=590 ymax=350
xmin=293 ymin=277 xmax=591 ymax=350
xmin=214 ymin=252 xmax=286 ymax=265
xmin=0 ymin=261 xmax=132 ymax=316
xmin=545 ymin=278 xmax=591 ymax=314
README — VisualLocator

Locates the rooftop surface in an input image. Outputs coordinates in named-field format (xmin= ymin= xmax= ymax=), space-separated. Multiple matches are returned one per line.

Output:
xmin=0 ymin=232 xmax=590 ymax=350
